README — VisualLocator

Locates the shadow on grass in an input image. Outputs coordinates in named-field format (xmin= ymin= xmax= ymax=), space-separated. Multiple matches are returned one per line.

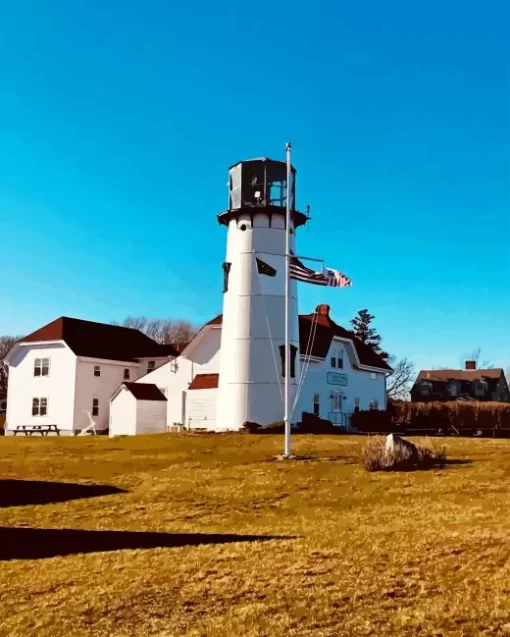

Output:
xmin=0 ymin=527 xmax=295 ymax=561
xmin=0 ymin=480 xmax=126 ymax=508
xmin=372 ymin=458 xmax=473 ymax=473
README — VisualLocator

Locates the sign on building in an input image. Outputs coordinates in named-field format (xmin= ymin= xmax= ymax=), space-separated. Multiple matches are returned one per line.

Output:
xmin=327 ymin=372 xmax=348 ymax=386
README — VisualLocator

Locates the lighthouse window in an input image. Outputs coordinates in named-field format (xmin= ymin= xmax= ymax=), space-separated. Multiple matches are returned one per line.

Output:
xmin=279 ymin=344 xmax=297 ymax=379
xmin=269 ymin=180 xmax=287 ymax=207
xmin=222 ymin=262 xmax=231 ymax=293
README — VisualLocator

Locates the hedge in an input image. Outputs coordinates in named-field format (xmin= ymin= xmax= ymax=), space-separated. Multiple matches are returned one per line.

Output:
xmin=352 ymin=401 xmax=510 ymax=434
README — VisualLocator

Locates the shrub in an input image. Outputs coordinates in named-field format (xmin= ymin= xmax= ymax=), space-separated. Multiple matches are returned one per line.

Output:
xmin=362 ymin=435 xmax=447 ymax=472
xmin=242 ymin=421 xmax=285 ymax=434
xmin=242 ymin=421 xmax=262 ymax=433
xmin=299 ymin=412 xmax=338 ymax=434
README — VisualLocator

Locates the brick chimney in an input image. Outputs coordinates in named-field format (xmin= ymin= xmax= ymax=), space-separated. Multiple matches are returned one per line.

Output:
xmin=465 ymin=360 xmax=476 ymax=370
xmin=316 ymin=304 xmax=330 ymax=317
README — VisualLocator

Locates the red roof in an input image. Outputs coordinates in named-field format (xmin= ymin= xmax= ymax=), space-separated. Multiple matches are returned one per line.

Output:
xmin=416 ymin=369 xmax=503 ymax=382
xmin=19 ymin=317 xmax=178 ymax=363
xmin=299 ymin=306 xmax=392 ymax=371
xmin=122 ymin=382 xmax=167 ymax=401
xmin=198 ymin=306 xmax=391 ymax=372
xmin=189 ymin=373 xmax=219 ymax=390
xmin=204 ymin=315 xmax=222 ymax=327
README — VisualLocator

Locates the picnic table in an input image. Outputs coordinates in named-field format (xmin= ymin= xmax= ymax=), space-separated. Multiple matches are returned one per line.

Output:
xmin=13 ymin=424 xmax=60 ymax=436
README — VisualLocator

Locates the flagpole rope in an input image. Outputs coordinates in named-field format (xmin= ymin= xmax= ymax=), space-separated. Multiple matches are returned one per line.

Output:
xmin=294 ymin=306 xmax=316 ymax=397
xmin=291 ymin=308 xmax=319 ymax=418
xmin=253 ymin=254 xmax=284 ymax=404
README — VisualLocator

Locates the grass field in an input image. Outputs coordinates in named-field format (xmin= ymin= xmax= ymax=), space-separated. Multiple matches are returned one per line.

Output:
xmin=1 ymin=433 xmax=510 ymax=637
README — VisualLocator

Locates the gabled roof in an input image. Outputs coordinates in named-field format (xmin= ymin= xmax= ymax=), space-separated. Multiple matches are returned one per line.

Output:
xmin=299 ymin=306 xmax=392 ymax=371
xmin=195 ymin=307 xmax=391 ymax=373
xmin=18 ymin=317 xmax=178 ymax=363
xmin=122 ymin=382 xmax=167 ymax=401
xmin=188 ymin=373 xmax=219 ymax=390
xmin=415 ymin=369 xmax=503 ymax=383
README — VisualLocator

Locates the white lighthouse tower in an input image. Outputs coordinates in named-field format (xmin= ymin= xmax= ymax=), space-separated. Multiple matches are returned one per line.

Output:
xmin=216 ymin=156 xmax=309 ymax=430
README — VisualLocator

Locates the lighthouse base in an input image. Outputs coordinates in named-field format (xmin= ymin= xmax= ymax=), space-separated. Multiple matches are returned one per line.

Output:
xmin=216 ymin=381 xmax=299 ymax=431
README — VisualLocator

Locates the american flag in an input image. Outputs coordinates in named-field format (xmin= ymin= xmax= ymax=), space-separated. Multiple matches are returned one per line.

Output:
xmin=289 ymin=257 xmax=352 ymax=288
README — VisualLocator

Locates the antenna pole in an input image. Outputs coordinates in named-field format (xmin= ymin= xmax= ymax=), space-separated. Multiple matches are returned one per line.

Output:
xmin=284 ymin=142 xmax=292 ymax=458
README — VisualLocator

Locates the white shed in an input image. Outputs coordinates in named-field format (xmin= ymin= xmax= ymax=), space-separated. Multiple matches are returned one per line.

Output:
xmin=109 ymin=382 xmax=167 ymax=437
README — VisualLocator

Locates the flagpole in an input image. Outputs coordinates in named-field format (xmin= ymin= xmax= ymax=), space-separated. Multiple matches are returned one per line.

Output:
xmin=284 ymin=141 xmax=292 ymax=458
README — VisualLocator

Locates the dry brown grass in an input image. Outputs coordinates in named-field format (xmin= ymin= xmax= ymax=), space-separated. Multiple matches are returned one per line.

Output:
xmin=1 ymin=433 xmax=510 ymax=636
xmin=363 ymin=435 xmax=447 ymax=471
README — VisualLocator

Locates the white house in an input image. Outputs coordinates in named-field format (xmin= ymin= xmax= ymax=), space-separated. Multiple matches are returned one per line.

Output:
xmin=4 ymin=154 xmax=392 ymax=436
xmin=3 ymin=317 xmax=176 ymax=435
xmin=125 ymin=304 xmax=391 ymax=434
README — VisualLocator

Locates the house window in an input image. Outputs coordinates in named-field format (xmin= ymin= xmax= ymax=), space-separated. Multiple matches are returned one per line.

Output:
xmin=474 ymin=380 xmax=488 ymax=397
xmin=32 ymin=397 xmax=48 ymax=416
xmin=92 ymin=398 xmax=99 ymax=417
xmin=222 ymin=262 xmax=231 ymax=293
xmin=123 ymin=368 xmax=130 ymax=380
xmin=94 ymin=366 xmax=101 ymax=377
xmin=147 ymin=361 xmax=156 ymax=372
xmin=449 ymin=380 xmax=459 ymax=397
xmin=354 ymin=397 xmax=360 ymax=412
xmin=313 ymin=393 xmax=320 ymax=416
xmin=369 ymin=399 xmax=378 ymax=410
xmin=279 ymin=344 xmax=298 ymax=378
xmin=330 ymin=349 xmax=343 ymax=369
xmin=370 ymin=372 xmax=377 ymax=381
xmin=420 ymin=381 xmax=432 ymax=396
xmin=34 ymin=358 xmax=50 ymax=377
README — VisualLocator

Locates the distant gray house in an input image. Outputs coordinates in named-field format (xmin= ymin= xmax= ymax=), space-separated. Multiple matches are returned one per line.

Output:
xmin=411 ymin=360 xmax=510 ymax=403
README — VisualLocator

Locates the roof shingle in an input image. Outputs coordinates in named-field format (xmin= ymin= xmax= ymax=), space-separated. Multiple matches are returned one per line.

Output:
xmin=198 ymin=308 xmax=391 ymax=372
xmin=188 ymin=373 xmax=219 ymax=390
xmin=20 ymin=317 xmax=178 ymax=362
xmin=122 ymin=383 xmax=167 ymax=401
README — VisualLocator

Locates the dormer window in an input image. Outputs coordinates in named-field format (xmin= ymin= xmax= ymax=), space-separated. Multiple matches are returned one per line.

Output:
xmin=474 ymin=379 xmax=488 ymax=397
xmin=420 ymin=381 xmax=432 ymax=396
xmin=330 ymin=348 xmax=343 ymax=369
xmin=449 ymin=380 xmax=459 ymax=397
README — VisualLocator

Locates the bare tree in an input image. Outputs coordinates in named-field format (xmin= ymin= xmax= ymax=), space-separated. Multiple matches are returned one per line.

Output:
xmin=0 ymin=336 xmax=20 ymax=398
xmin=117 ymin=317 xmax=199 ymax=346
xmin=386 ymin=357 xmax=416 ymax=400
xmin=459 ymin=348 xmax=493 ymax=369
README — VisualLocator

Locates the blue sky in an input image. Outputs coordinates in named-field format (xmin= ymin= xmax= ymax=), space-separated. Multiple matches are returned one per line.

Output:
xmin=1 ymin=0 xmax=508 ymax=372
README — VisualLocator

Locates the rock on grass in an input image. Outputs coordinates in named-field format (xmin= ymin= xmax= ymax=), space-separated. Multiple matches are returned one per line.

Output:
xmin=363 ymin=434 xmax=447 ymax=471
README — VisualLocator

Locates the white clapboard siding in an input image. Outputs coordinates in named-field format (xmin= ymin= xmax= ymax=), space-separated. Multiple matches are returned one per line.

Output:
xmin=187 ymin=388 xmax=217 ymax=430
xmin=136 ymin=400 xmax=166 ymax=435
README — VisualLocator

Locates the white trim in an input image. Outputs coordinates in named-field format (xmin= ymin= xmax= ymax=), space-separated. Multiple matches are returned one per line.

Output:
xmin=180 ymin=325 xmax=221 ymax=359
xmin=110 ymin=384 xmax=128 ymax=403
xmin=4 ymin=340 xmax=68 ymax=365
xmin=78 ymin=356 xmax=140 ymax=367
xmin=299 ymin=354 xmax=322 ymax=363
xmin=331 ymin=336 xmax=391 ymax=375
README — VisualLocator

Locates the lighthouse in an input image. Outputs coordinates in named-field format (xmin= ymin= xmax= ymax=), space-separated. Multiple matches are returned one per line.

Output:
xmin=216 ymin=156 xmax=309 ymax=430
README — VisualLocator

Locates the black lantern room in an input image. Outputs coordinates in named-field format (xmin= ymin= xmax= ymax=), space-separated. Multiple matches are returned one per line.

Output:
xmin=217 ymin=158 xmax=309 ymax=228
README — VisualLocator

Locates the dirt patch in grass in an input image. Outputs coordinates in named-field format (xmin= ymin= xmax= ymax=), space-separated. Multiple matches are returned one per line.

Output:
xmin=0 ymin=434 xmax=509 ymax=636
